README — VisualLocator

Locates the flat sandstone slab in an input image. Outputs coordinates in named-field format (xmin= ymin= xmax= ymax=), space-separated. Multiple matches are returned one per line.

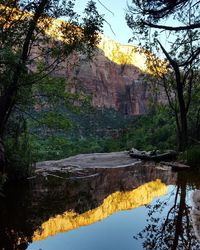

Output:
xmin=36 ymin=151 xmax=140 ymax=169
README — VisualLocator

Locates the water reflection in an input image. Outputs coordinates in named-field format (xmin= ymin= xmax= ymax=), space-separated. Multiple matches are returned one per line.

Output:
xmin=133 ymin=172 xmax=200 ymax=249
xmin=33 ymin=179 xmax=167 ymax=241
xmin=1 ymin=164 xmax=200 ymax=249
xmin=0 ymin=164 xmax=175 ymax=249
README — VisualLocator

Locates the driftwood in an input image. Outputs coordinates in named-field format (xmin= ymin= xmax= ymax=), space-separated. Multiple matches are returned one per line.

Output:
xmin=160 ymin=161 xmax=190 ymax=171
xmin=129 ymin=148 xmax=177 ymax=161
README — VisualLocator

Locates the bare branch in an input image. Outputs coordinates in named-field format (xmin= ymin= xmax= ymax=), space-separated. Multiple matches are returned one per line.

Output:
xmin=179 ymin=47 xmax=200 ymax=67
xmin=97 ymin=0 xmax=114 ymax=16
xmin=141 ymin=20 xmax=200 ymax=31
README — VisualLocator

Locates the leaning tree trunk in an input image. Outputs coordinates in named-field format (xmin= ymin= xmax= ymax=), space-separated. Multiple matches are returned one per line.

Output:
xmin=0 ymin=85 xmax=18 ymax=174
xmin=157 ymin=41 xmax=189 ymax=152
xmin=0 ymin=0 xmax=50 ymax=175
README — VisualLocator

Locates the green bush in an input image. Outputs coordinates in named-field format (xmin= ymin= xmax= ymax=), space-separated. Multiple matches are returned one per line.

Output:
xmin=0 ymin=174 xmax=7 ymax=187
xmin=28 ymin=106 xmax=177 ymax=162
xmin=5 ymin=132 xmax=33 ymax=180
xmin=183 ymin=145 xmax=200 ymax=167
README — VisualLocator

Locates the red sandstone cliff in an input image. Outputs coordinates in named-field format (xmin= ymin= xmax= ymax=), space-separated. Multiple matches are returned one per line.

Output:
xmin=2 ymin=5 xmax=162 ymax=116
xmin=31 ymin=30 xmax=162 ymax=115
xmin=50 ymin=35 xmax=159 ymax=115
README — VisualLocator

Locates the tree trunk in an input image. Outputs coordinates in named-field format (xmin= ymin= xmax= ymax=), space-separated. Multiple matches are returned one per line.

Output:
xmin=172 ymin=178 xmax=186 ymax=250
xmin=178 ymin=100 xmax=188 ymax=151
xmin=178 ymin=120 xmax=188 ymax=151
xmin=0 ymin=85 xmax=17 ymax=136
xmin=0 ymin=0 xmax=49 ymax=175
xmin=0 ymin=138 xmax=5 ymax=174
xmin=175 ymin=71 xmax=188 ymax=151
xmin=157 ymin=41 xmax=189 ymax=151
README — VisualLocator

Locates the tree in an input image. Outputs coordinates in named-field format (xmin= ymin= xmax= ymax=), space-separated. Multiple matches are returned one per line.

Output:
xmin=0 ymin=0 xmax=103 ymax=172
xmin=126 ymin=0 xmax=200 ymax=31
xmin=126 ymin=0 xmax=200 ymax=150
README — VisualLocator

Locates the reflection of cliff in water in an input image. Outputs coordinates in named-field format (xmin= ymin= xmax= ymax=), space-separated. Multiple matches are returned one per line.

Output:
xmin=33 ymin=179 xmax=167 ymax=241
xmin=0 ymin=164 xmax=177 ymax=249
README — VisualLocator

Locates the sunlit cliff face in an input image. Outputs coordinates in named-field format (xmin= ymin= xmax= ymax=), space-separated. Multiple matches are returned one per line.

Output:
xmin=0 ymin=4 xmax=81 ymax=45
xmin=43 ymin=19 xmax=164 ymax=75
xmin=1 ymin=4 xmax=167 ymax=116
xmin=32 ymin=179 xmax=167 ymax=241
xmin=45 ymin=26 xmax=167 ymax=75
xmin=0 ymin=3 xmax=166 ymax=75
xmin=44 ymin=23 xmax=167 ymax=75
xmin=97 ymin=35 xmax=147 ymax=72
xmin=1 ymin=3 xmax=168 ymax=81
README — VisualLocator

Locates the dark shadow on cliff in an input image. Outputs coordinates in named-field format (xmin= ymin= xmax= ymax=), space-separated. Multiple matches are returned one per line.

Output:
xmin=63 ymin=46 xmax=160 ymax=116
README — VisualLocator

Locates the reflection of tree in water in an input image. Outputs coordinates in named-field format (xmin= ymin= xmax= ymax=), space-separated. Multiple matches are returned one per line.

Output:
xmin=134 ymin=174 xmax=200 ymax=250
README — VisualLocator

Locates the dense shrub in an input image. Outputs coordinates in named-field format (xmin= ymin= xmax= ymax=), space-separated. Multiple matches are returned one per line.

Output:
xmin=5 ymin=132 xmax=33 ymax=180
xmin=183 ymin=145 xmax=200 ymax=167
xmin=29 ymin=106 xmax=177 ymax=162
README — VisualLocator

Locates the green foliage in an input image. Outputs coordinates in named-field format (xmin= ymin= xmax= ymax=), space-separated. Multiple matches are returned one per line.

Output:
xmin=5 ymin=131 xmax=33 ymax=180
xmin=0 ymin=174 xmax=7 ymax=197
xmin=39 ymin=112 xmax=72 ymax=131
xmin=0 ymin=174 xmax=7 ymax=188
xmin=0 ymin=0 xmax=104 ymax=181
xmin=126 ymin=0 xmax=200 ymax=151
xmin=29 ymin=69 xmax=92 ymax=133
xmin=67 ymin=107 xmax=134 ymax=137
xmin=182 ymin=145 xmax=200 ymax=167
xmin=29 ymin=105 xmax=177 ymax=162
xmin=123 ymin=107 xmax=176 ymax=151
xmin=5 ymin=100 xmax=176 ymax=177
xmin=30 ymin=135 xmax=122 ymax=161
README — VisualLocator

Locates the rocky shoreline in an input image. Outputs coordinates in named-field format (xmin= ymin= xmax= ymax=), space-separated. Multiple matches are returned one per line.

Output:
xmin=36 ymin=151 xmax=140 ymax=170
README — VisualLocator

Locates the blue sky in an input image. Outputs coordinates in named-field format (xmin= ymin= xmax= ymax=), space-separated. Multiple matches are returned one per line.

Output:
xmin=74 ymin=0 xmax=133 ymax=45
xmin=74 ymin=0 xmax=181 ymax=57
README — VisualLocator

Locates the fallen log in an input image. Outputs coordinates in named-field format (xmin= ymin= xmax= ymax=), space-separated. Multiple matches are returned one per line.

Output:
xmin=129 ymin=148 xmax=177 ymax=161
xmin=160 ymin=161 xmax=190 ymax=171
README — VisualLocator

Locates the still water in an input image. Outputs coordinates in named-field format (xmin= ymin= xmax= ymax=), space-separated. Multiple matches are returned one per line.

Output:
xmin=1 ymin=164 xmax=200 ymax=250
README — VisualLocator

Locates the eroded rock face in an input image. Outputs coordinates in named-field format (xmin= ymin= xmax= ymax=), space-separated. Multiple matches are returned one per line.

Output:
xmin=37 ymin=34 xmax=161 ymax=115
xmin=29 ymin=16 xmax=165 ymax=116
xmin=63 ymin=36 xmax=154 ymax=115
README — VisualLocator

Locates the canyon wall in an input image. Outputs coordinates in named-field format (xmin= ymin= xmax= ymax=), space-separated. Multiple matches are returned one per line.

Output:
xmin=3 ymin=5 xmax=164 ymax=116
xmin=49 ymin=35 xmax=162 ymax=115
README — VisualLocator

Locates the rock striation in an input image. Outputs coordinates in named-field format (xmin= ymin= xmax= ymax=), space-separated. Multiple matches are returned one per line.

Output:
xmin=1 ymin=4 xmax=164 ymax=116
xmin=63 ymin=35 xmax=156 ymax=115
xmin=27 ymin=14 xmax=166 ymax=116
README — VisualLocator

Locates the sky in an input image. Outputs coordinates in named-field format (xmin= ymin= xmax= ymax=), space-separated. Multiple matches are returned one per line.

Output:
xmin=74 ymin=0 xmax=133 ymax=45
xmin=74 ymin=0 xmax=182 ymax=57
